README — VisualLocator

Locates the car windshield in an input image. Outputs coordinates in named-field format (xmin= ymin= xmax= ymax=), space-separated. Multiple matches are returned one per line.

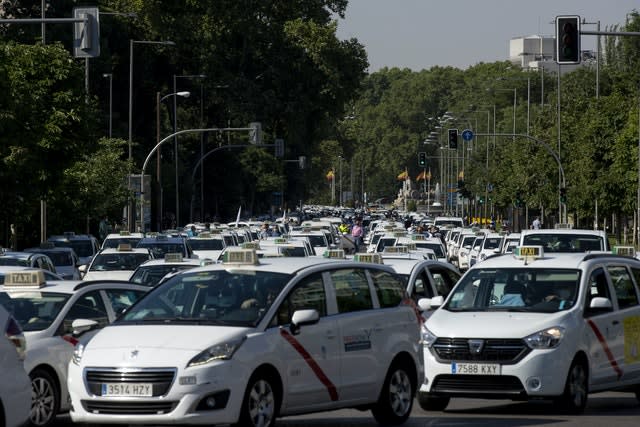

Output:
xmin=0 ymin=291 xmax=71 ymax=331
xmin=90 ymin=253 xmax=151 ymax=271
xmin=0 ymin=258 xmax=29 ymax=267
xmin=130 ymin=265 xmax=196 ymax=287
xmin=483 ymin=237 xmax=503 ymax=250
xmin=522 ymin=233 xmax=605 ymax=252
xmin=188 ymin=239 xmax=225 ymax=250
xmin=444 ymin=268 xmax=581 ymax=313
xmin=40 ymin=251 xmax=73 ymax=266
xmin=120 ymin=269 xmax=291 ymax=327
xmin=415 ymin=242 xmax=445 ymax=258
xmin=52 ymin=240 xmax=94 ymax=257
xmin=102 ymin=237 xmax=142 ymax=249
xmin=137 ymin=242 xmax=186 ymax=258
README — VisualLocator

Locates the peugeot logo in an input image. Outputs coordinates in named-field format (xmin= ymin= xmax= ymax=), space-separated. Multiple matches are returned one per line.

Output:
xmin=468 ymin=339 xmax=484 ymax=354
xmin=130 ymin=350 xmax=139 ymax=359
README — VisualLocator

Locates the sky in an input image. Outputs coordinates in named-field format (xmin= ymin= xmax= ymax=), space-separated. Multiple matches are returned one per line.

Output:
xmin=335 ymin=0 xmax=639 ymax=72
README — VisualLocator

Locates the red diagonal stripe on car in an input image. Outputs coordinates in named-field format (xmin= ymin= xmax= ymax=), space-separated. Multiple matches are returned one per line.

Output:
xmin=280 ymin=328 xmax=339 ymax=401
xmin=587 ymin=319 xmax=623 ymax=379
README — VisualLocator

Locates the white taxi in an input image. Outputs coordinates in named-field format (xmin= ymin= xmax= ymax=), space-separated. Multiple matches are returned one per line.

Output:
xmin=68 ymin=248 xmax=423 ymax=426
xmin=129 ymin=253 xmax=211 ymax=288
xmin=419 ymin=246 xmax=640 ymax=414
xmin=0 ymin=301 xmax=31 ymax=427
xmin=0 ymin=272 xmax=149 ymax=427
xmin=82 ymin=244 xmax=154 ymax=281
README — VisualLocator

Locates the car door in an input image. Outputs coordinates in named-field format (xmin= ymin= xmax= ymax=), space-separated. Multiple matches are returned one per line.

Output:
xmin=607 ymin=264 xmax=640 ymax=383
xmin=272 ymin=272 xmax=341 ymax=411
xmin=327 ymin=266 xmax=380 ymax=403
xmin=583 ymin=266 xmax=623 ymax=387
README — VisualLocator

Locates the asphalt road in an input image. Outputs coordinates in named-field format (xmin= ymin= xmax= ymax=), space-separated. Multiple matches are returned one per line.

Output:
xmin=53 ymin=391 xmax=640 ymax=427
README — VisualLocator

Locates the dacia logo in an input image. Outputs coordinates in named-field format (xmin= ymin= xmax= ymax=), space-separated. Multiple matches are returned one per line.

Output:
xmin=468 ymin=339 xmax=484 ymax=355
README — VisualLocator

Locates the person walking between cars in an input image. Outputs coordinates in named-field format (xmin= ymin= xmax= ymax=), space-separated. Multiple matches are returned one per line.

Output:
xmin=99 ymin=215 xmax=111 ymax=242
xmin=531 ymin=217 xmax=541 ymax=230
xmin=351 ymin=219 xmax=364 ymax=253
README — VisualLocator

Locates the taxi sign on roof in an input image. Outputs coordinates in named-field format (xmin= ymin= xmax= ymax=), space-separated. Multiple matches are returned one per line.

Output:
xmin=411 ymin=234 xmax=427 ymax=241
xmin=119 ymin=230 xmax=131 ymax=236
xmin=514 ymin=245 xmax=544 ymax=260
xmin=393 ymin=231 xmax=407 ymax=237
xmin=554 ymin=223 xmax=574 ymax=229
xmin=5 ymin=271 xmax=46 ymax=288
xmin=117 ymin=243 xmax=132 ymax=251
xmin=274 ymin=237 xmax=288 ymax=244
xmin=383 ymin=246 xmax=408 ymax=254
xmin=39 ymin=242 xmax=55 ymax=249
xmin=198 ymin=232 xmax=212 ymax=238
xmin=242 ymin=242 xmax=261 ymax=250
xmin=223 ymin=248 xmax=259 ymax=265
xmin=323 ymin=249 xmax=346 ymax=259
xmin=613 ymin=246 xmax=635 ymax=257
xmin=354 ymin=253 xmax=383 ymax=264
xmin=402 ymin=242 xmax=417 ymax=251
xmin=165 ymin=253 xmax=184 ymax=263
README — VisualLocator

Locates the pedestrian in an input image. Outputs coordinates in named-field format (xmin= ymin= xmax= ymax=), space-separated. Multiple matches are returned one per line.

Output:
xmin=99 ymin=215 xmax=111 ymax=241
xmin=187 ymin=225 xmax=197 ymax=237
xmin=259 ymin=223 xmax=270 ymax=239
xmin=10 ymin=223 xmax=17 ymax=251
xmin=351 ymin=219 xmax=364 ymax=253
xmin=531 ymin=217 xmax=541 ymax=230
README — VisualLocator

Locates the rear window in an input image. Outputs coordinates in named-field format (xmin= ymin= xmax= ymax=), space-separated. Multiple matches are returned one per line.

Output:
xmin=522 ymin=233 xmax=605 ymax=253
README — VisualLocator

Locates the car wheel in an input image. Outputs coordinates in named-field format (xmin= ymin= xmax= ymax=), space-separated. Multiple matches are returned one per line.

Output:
xmin=417 ymin=393 xmax=450 ymax=411
xmin=234 ymin=374 xmax=278 ymax=427
xmin=29 ymin=369 xmax=59 ymax=427
xmin=372 ymin=361 xmax=414 ymax=425
xmin=555 ymin=359 xmax=588 ymax=414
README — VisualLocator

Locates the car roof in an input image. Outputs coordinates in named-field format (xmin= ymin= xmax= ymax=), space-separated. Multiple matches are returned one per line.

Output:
xmin=470 ymin=251 xmax=640 ymax=270
xmin=136 ymin=258 xmax=204 ymax=268
xmin=137 ymin=236 xmax=186 ymax=244
xmin=97 ymin=247 xmax=152 ymax=255
xmin=0 ymin=279 xmax=148 ymax=295
xmin=520 ymin=228 xmax=606 ymax=237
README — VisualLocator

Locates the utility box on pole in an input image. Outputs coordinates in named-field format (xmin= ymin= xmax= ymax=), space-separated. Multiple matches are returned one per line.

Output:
xmin=249 ymin=122 xmax=262 ymax=144
xmin=73 ymin=7 xmax=100 ymax=58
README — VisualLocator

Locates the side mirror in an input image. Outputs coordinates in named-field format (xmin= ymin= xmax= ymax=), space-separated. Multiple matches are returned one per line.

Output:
xmin=78 ymin=264 xmax=87 ymax=274
xmin=589 ymin=296 xmax=613 ymax=311
xmin=290 ymin=309 xmax=319 ymax=335
xmin=71 ymin=318 xmax=99 ymax=336
xmin=418 ymin=296 xmax=444 ymax=311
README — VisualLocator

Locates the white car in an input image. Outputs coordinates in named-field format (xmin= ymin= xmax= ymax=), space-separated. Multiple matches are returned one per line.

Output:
xmin=0 ymin=302 xmax=30 ymax=427
xmin=419 ymin=245 xmax=640 ymax=414
xmin=519 ymin=228 xmax=609 ymax=252
xmin=187 ymin=232 xmax=227 ymax=260
xmin=101 ymin=231 xmax=145 ymax=250
xmin=129 ymin=254 xmax=207 ymax=288
xmin=68 ymin=249 xmax=423 ymax=426
xmin=82 ymin=245 xmax=154 ymax=281
xmin=0 ymin=272 xmax=149 ymax=427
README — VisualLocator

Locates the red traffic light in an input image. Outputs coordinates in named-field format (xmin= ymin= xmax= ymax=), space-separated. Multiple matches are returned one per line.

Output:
xmin=555 ymin=16 xmax=581 ymax=64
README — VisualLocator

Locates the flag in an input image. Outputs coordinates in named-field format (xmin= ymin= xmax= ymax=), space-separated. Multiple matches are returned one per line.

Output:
xmin=416 ymin=171 xmax=427 ymax=181
xmin=397 ymin=169 xmax=409 ymax=181
xmin=326 ymin=170 xmax=335 ymax=181
xmin=235 ymin=206 xmax=241 ymax=227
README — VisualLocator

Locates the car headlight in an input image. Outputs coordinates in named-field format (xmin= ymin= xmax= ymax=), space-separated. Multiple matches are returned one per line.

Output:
xmin=72 ymin=342 xmax=85 ymax=365
xmin=187 ymin=337 xmax=246 ymax=367
xmin=420 ymin=325 xmax=438 ymax=347
xmin=524 ymin=327 xmax=565 ymax=349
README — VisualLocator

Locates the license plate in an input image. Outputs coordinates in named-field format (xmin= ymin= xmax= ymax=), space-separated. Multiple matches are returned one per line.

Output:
xmin=101 ymin=383 xmax=153 ymax=397
xmin=451 ymin=362 xmax=501 ymax=375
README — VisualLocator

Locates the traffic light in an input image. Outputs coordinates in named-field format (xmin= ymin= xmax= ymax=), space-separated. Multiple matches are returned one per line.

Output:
xmin=418 ymin=152 xmax=427 ymax=167
xmin=556 ymin=16 xmax=581 ymax=64
xmin=560 ymin=187 xmax=567 ymax=204
xmin=448 ymin=129 xmax=458 ymax=149
xmin=515 ymin=192 xmax=523 ymax=207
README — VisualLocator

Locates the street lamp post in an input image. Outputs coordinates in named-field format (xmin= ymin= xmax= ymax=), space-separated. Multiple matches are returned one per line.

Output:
xmin=128 ymin=39 xmax=175 ymax=231
xmin=102 ymin=73 xmax=112 ymax=138
xmin=156 ymin=91 xmax=191 ymax=231
xmin=173 ymin=74 xmax=206 ymax=227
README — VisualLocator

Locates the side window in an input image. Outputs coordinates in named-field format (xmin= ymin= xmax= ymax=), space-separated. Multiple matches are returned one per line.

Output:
xmin=608 ymin=266 xmax=639 ymax=310
xmin=104 ymin=289 xmax=147 ymax=315
xmin=429 ymin=267 xmax=458 ymax=298
xmin=370 ymin=269 xmax=406 ymax=308
xmin=330 ymin=268 xmax=373 ymax=313
xmin=585 ymin=267 xmax=612 ymax=316
xmin=275 ymin=273 xmax=326 ymax=326
xmin=61 ymin=290 xmax=109 ymax=335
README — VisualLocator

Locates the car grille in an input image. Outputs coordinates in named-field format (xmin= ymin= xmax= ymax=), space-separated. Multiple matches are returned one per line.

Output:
xmin=81 ymin=400 xmax=178 ymax=415
xmin=432 ymin=338 xmax=530 ymax=363
xmin=84 ymin=368 xmax=177 ymax=397
xmin=431 ymin=374 xmax=525 ymax=396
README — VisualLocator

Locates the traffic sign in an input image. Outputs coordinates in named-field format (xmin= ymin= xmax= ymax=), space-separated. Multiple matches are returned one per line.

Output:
xmin=461 ymin=129 xmax=473 ymax=141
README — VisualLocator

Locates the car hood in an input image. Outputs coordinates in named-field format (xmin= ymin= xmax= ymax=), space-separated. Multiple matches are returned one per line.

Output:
xmin=82 ymin=324 xmax=251 ymax=366
xmin=426 ymin=310 xmax=568 ymax=338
